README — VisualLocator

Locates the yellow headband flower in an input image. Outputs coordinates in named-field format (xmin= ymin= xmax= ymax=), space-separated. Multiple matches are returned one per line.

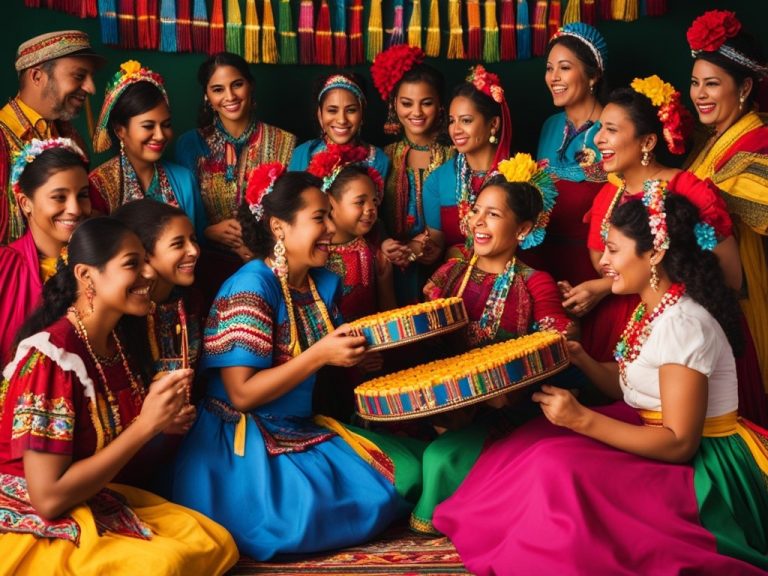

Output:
xmin=630 ymin=75 xmax=675 ymax=107
xmin=120 ymin=59 xmax=142 ymax=76
xmin=497 ymin=153 xmax=538 ymax=183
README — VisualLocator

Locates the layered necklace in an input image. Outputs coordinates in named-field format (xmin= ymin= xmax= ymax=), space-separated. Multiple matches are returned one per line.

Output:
xmin=613 ymin=283 xmax=686 ymax=386
xmin=68 ymin=307 xmax=146 ymax=449
xmin=600 ymin=178 xmax=668 ymax=243
xmin=455 ymin=154 xmax=493 ymax=237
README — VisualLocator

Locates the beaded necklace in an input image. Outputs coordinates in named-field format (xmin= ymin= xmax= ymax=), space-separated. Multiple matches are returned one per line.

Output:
xmin=613 ymin=283 xmax=686 ymax=386
xmin=600 ymin=178 xmax=668 ymax=243
xmin=214 ymin=116 xmax=259 ymax=182
xmin=68 ymin=307 xmax=146 ymax=448
xmin=455 ymin=154 xmax=493 ymax=237
xmin=403 ymin=135 xmax=431 ymax=152
xmin=457 ymin=253 xmax=517 ymax=345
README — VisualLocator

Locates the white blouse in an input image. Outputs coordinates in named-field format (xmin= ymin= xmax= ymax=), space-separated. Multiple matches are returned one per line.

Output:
xmin=621 ymin=295 xmax=738 ymax=417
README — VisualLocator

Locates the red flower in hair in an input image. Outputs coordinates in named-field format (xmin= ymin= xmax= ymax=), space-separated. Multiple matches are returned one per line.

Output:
xmin=245 ymin=162 xmax=285 ymax=218
xmin=371 ymin=45 xmax=425 ymax=101
xmin=366 ymin=166 xmax=385 ymax=203
xmin=466 ymin=65 xmax=504 ymax=103
xmin=657 ymin=94 xmax=694 ymax=155
xmin=687 ymin=10 xmax=741 ymax=52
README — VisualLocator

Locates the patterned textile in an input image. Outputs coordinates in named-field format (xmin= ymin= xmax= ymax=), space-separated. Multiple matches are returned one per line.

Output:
xmin=11 ymin=390 xmax=74 ymax=444
xmin=147 ymin=294 xmax=201 ymax=373
xmin=325 ymin=236 xmax=376 ymax=322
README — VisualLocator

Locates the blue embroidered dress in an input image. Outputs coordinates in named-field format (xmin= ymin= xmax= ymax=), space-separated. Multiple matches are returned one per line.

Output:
xmin=170 ymin=260 xmax=414 ymax=560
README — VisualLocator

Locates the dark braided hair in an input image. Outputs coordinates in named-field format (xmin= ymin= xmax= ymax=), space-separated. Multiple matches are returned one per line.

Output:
xmin=610 ymin=194 xmax=743 ymax=355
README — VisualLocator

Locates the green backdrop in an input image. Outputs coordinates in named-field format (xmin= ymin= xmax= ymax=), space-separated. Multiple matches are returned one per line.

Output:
xmin=2 ymin=0 xmax=766 ymax=166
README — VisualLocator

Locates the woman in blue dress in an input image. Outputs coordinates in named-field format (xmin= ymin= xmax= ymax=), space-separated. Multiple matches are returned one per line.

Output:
xmin=170 ymin=165 xmax=424 ymax=560
xmin=288 ymin=72 xmax=390 ymax=180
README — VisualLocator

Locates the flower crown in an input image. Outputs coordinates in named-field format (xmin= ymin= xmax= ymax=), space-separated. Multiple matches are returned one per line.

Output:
xmin=630 ymin=75 xmax=693 ymax=156
xmin=687 ymin=10 xmax=768 ymax=78
xmin=370 ymin=45 xmax=426 ymax=102
xmin=306 ymin=144 xmax=384 ymax=203
xmin=551 ymin=22 xmax=608 ymax=72
xmin=93 ymin=60 xmax=168 ymax=153
xmin=245 ymin=162 xmax=286 ymax=221
xmin=11 ymin=138 xmax=87 ymax=193
xmin=495 ymin=153 xmax=558 ymax=249
xmin=466 ymin=65 xmax=504 ymax=104
xmin=318 ymin=74 xmax=366 ymax=105
xmin=641 ymin=182 xmax=717 ymax=253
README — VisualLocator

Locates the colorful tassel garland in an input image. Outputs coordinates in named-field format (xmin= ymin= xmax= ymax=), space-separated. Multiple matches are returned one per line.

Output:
xmin=149 ymin=0 xmax=160 ymax=48
xmin=298 ymin=0 xmax=314 ymax=64
xmin=532 ymin=0 xmax=548 ymax=57
xmin=367 ymin=0 xmax=383 ymax=62
xmin=177 ymin=0 xmax=192 ymax=52
xmin=548 ymin=0 xmax=561 ymax=39
xmin=160 ymin=0 xmax=177 ymax=52
xmin=516 ymin=0 xmax=531 ymax=59
xmin=407 ymin=0 xmax=422 ymax=49
xmin=226 ymin=0 xmax=244 ymax=55
xmin=136 ymin=0 xmax=150 ymax=48
xmin=388 ymin=0 xmax=405 ymax=48
xmin=467 ymin=0 xmax=481 ymax=60
xmin=612 ymin=0 xmax=638 ymax=21
xmin=209 ymin=0 xmax=225 ymax=54
xmin=84 ymin=0 xmax=98 ymax=17
xmin=98 ymin=0 xmax=119 ymax=45
xmin=499 ymin=0 xmax=516 ymax=60
xmin=262 ymin=0 xmax=278 ymax=63
xmin=192 ymin=0 xmax=210 ymax=53
xmin=349 ymin=0 xmax=364 ymax=64
xmin=279 ymin=0 xmax=298 ymax=64
xmin=117 ymin=0 xmax=137 ymax=49
xmin=583 ymin=0 xmax=595 ymax=23
xmin=244 ymin=0 xmax=259 ymax=62
xmin=315 ymin=0 xmax=332 ymax=65
xmin=425 ymin=0 xmax=440 ymax=57
xmin=483 ymin=0 xmax=500 ymax=63
xmin=446 ymin=0 xmax=464 ymax=60
xmin=333 ymin=0 xmax=348 ymax=66
xmin=561 ymin=0 xmax=580 ymax=25
xmin=598 ymin=0 xmax=612 ymax=21
xmin=644 ymin=0 xmax=666 ymax=16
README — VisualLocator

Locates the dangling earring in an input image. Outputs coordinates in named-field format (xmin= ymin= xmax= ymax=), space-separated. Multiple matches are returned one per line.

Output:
xmin=650 ymin=263 xmax=659 ymax=292
xmin=85 ymin=279 xmax=96 ymax=314
xmin=589 ymin=83 xmax=595 ymax=95
xmin=272 ymin=237 xmax=287 ymax=278
xmin=489 ymin=129 xmax=498 ymax=145
xmin=383 ymin=103 xmax=401 ymax=135
xmin=641 ymin=149 xmax=652 ymax=167
xmin=119 ymin=139 xmax=125 ymax=152
xmin=738 ymin=95 xmax=745 ymax=111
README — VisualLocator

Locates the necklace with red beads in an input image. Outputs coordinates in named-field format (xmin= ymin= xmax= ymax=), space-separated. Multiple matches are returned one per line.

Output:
xmin=613 ymin=283 xmax=686 ymax=386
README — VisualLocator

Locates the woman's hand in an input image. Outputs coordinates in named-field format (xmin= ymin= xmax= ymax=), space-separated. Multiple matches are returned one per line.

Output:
xmin=532 ymin=384 xmax=590 ymax=431
xmin=205 ymin=219 xmax=243 ymax=250
xmin=381 ymin=238 xmax=411 ymax=268
xmin=136 ymin=369 xmax=192 ymax=436
xmin=313 ymin=325 xmax=368 ymax=368
xmin=559 ymin=278 xmax=610 ymax=317
xmin=162 ymin=404 xmax=197 ymax=435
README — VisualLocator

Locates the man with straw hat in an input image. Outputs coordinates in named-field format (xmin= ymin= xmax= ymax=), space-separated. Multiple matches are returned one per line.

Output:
xmin=0 ymin=30 xmax=105 ymax=244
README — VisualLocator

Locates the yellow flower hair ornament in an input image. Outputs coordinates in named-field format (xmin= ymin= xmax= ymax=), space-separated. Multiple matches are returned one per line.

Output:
xmin=495 ymin=153 xmax=558 ymax=249
xmin=630 ymin=75 xmax=693 ymax=155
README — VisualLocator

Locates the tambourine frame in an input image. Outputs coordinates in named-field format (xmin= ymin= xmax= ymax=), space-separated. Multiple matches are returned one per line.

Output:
xmin=353 ymin=318 xmax=469 ymax=352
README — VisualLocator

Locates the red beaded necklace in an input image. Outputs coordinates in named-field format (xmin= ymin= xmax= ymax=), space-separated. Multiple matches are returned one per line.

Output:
xmin=613 ymin=283 xmax=686 ymax=386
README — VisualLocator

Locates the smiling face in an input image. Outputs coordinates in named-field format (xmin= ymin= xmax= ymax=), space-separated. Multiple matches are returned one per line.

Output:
xmin=690 ymin=58 xmax=749 ymax=135
xmin=448 ymin=95 xmax=499 ymax=157
xmin=317 ymin=88 xmax=363 ymax=145
xmin=394 ymin=80 xmax=441 ymax=142
xmin=545 ymin=44 xmax=593 ymax=109
xmin=594 ymin=103 xmax=650 ymax=174
xmin=147 ymin=215 xmax=200 ymax=295
xmin=469 ymin=185 xmax=531 ymax=267
xmin=115 ymin=101 xmax=173 ymax=166
xmin=600 ymin=225 xmax=653 ymax=295
xmin=329 ymin=173 xmax=378 ymax=243
xmin=37 ymin=56 xmax=98 ymax=121
xmin=276 ymin=187 xmax=335 ymax=272
xmin=18 ymin=165 xmax=91 ymax=254
xmin=205 ymin=64 xmax=253 ymax=125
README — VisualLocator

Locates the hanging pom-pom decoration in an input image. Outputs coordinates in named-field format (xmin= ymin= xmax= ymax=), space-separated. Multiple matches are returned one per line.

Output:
xmin=407 ymin=0 xmax=422 ymax=49
xmin=99 ymin=0 xmax=119 ymax=45
xmin=532 ymin=0 xmax=549 ymax=57
xmin=333 ymin=0 xmax=348 ymax=66
xmin=483 ymin=0 xmax=500 ymax=62
xmin=279 ymin=0 xmax=298 ymax=64
xmin=425 ymin=0 xmax=440 ymax=57
xmin=176 ymin=0 xmax=192 ymax=52
xmin=499 ymin=0 xmax=516 ymax=60
xmin=298 ymin=0 xmax=314 ymax=64
xmin=467 ymin=0 xmax=482 ymax=60
xmin=561 ymin=0 xmax=580 ymax=25
xmin=192 ymin=0 xmax=210 ymax=53
xmin=262 ymin=0 xmax=278 ymax=63
xmin=209 ymin=0 xmax=225 ymax=54
xmin=160 ymin=0 xmax=177 ymax=52
xmin=388 ymin=0 xmax=405 ymax=48
xmin=315 ymin=0 xmax=332 ymax=65
xmin=446 ymin=0 xmax=464 ymax=60
xmin=516 ymin=0 xmax=531 ymax=59
xmin=244 ymin=0 xmax=260 ymax=62
xmin=548 ymin=0 xmax=561 ymax=39
xmin=367 ymin=0 xmax=383 ymax=62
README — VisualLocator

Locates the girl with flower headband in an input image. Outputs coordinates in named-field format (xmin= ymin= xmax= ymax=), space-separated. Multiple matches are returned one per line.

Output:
xmin=288 ymin=71 xmax=390 ymax=181
xmin=370 ymin=45 xmax=455 ymax=305
xmin=0 ymin=138 xmax=90 ymax=366
xmin=523 ymin=23 xmax=609 ymax=301
xmin=435 ymin=189 xmax=768 ymax=575
xmin=422 ymin=64 xmax=512 ymax=255
xmin=89 ymin=61 xmax=207 ymax=242
xmin=175 ymin=52 xmax=297 ymax=306
xmin=170 ymin=165 xmax=425 ymax=560
xmin=0 ymin=217 xmax=238 ymax=574
xmin=580 ymin=76 xmax=768 ymax=424
xmin=685 ymin=10 xmax=768 ymax=404
xmin=411 ymin=153 xmax=571 ymax=535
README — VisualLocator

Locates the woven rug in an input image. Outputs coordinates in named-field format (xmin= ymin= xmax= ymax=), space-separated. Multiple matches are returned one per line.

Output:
xmin=228 ymin=524 xmax=470 ymax=575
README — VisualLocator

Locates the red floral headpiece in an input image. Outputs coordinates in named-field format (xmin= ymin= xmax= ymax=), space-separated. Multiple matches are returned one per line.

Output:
xmin=466 ymin=64 xmax=504 ymax=104
xmin=370 ymin=44 xmax=425 ymax=102
xmin=686 ymin=10 xmax=741 ymax=53
xmin=307 ymin=143 xmax=384 ymax=202
xmin=630 ymin=76 xmax=693 ymax=156
xmin=245 ymin=162 xmax=286 ymax=221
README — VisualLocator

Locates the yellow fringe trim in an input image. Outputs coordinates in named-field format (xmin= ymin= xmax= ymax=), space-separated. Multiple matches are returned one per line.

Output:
xmin=425 ymin=0 xmax=440 ymax=56
xmin=244 ymin=0 xmax=260 ymax=63
xmin=367 ymin=0 xmax=383 ymax=63
xmin=407 ymin=0 xmax=422 ymax=48
xmin=261 ymin=0 xmax=278 ymax=63
xmin=562 ymin=0 xmax=580 ymax=25
xmin=446 ymin=0 xmax=464 ymax=59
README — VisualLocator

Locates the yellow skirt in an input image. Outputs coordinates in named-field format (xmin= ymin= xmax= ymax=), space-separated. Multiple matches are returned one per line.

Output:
xmin=0 ymin=483 xmax=239 ymax=576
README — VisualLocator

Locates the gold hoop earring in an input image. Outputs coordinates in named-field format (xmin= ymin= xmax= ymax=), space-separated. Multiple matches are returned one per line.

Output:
xmin=650 ymin=263 xmax=659 ymax=292
xmin=641 ymin=150 xmax=652 ymax=167
xmin=272 ymin=237 xmax=287 ymax=278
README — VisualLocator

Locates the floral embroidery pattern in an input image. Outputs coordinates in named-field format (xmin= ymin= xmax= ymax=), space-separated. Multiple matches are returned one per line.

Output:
xmin=11 ymin=392 xmax=74 ymax=443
